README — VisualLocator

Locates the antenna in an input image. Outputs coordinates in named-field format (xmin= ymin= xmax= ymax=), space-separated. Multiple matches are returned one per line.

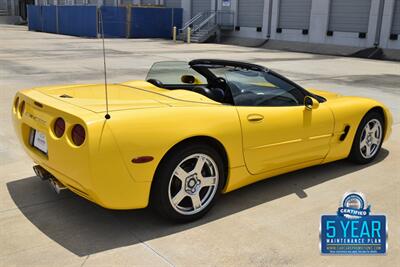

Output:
xmin=99 ymin=9 xmax=111 ymax=120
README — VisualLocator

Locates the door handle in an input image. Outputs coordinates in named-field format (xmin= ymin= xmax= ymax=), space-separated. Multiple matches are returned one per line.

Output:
xmin=247 ymin=114 xmax=264 ymax=122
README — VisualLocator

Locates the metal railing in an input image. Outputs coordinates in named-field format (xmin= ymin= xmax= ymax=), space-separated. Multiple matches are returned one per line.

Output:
xmin=192 ymin=11 xmax=216 ymax=33
xmin=180 ymin=12 xmax=202 ymax=33
xmin=179 ymin=10 xmax=234 ymax=37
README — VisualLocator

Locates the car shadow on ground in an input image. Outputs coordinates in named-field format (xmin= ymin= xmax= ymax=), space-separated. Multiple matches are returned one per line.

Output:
xmin=7 ymin=149 xmax=388 ymax=256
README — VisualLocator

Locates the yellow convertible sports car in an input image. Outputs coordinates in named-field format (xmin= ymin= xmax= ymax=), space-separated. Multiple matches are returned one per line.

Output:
xmin=12 ymin=59 xmax=392 ymax=221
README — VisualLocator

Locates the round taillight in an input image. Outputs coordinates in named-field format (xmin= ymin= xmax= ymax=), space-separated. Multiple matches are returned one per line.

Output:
xmin=71 ymin=124 xmax=85 ymax=146
xmin=53 ymin=118 xmax=65 ymax=138
xmin=14 ymin=97 xmax=19 ymax=112
xmin=19 ymin=101 xmax=25 ymax=116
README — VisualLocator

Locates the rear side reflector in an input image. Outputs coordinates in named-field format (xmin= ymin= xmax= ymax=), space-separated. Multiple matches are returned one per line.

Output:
xmin=71 ymin=124 xmax=85 ymax=146
xmin=19 ymin=101 xmax=25 ymax=116
xmin=132 ymin=156 xmax=154 ymax=164
xmin=14 ymin=97 xmax=19 ymax=112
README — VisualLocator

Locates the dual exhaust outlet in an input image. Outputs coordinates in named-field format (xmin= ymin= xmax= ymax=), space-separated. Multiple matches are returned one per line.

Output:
xmin=33 ymin=165 xmax=67 ymax=194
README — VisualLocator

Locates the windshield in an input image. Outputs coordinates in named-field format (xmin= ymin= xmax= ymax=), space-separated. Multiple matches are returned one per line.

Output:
xmin=146 ymin=61 xmax=207 ymax=85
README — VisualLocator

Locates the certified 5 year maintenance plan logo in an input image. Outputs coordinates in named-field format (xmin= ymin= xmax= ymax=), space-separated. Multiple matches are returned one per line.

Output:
xmin=320 ymin=192 xmax=387 ymax=255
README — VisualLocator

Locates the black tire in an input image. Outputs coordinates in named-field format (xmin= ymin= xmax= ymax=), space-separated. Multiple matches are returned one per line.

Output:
xmin=151 ymin=143 xmax=225 ymax=222
xmin=348 ymin=110 xmax=384 ymax=164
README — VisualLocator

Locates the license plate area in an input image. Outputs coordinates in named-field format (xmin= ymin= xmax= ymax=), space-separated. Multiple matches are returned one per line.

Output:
xmin=30 ymin=129 xmax=48 ymax=155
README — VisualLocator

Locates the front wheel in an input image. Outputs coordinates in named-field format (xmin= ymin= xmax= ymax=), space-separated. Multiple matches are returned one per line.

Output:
xmin=151 ymin=144 xmax=225 ymax=222
xmin=348 ymin=111 xmax=384 ymax=164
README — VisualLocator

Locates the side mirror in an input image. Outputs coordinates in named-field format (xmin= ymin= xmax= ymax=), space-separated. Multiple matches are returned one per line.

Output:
xmin=181 ymin=75 xmax=196 ymax=84
xmin=304 ymin=96 xmax=319 ymax=110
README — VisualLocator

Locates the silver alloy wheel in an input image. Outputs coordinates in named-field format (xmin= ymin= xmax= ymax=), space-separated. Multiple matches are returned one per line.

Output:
xmin=168 ymin=153 xmax=219 ymax=215
xmin=359 ymin=119 xmax=382 ymax=159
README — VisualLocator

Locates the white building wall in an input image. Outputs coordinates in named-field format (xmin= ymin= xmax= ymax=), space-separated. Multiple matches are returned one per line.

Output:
xmin=216 ymin=0 xmax=399 ymax=50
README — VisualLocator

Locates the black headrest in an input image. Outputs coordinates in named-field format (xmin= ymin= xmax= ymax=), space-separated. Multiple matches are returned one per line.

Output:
xmin=192 ymin=87 xmax=225 ymax=102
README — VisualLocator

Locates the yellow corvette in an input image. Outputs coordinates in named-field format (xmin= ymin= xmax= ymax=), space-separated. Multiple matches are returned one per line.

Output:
xmin=12 ymin=59 xmax=392 ymax=221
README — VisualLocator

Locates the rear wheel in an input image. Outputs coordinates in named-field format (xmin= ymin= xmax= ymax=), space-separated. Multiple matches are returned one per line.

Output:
xmin=348 ymin=111 xmax=384 ymax=164
xmin=151 ymin=144 xmax=225 ymax=222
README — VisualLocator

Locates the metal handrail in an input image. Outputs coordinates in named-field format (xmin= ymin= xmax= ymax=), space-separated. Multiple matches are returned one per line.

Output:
xmin=179 ymin=10 xmax=234 ymax=40
xmin=180 ymin=12 xmax=202 ymax=32
xmin=192 ymin=12 xmax=216 ymax=33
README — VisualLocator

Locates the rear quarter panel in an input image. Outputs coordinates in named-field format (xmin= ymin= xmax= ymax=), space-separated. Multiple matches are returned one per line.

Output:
xmin=106 ymin=105 xmax=244 ymax=184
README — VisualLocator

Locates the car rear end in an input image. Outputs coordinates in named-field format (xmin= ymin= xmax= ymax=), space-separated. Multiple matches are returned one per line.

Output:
xmin=11 ymin=88 xmax=152 ymax=209
xmin=12 ymin=88 xmax=99 ymax=197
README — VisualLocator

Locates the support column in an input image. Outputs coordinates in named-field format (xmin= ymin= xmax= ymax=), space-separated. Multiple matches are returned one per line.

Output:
xmin=263 ymin=0 xmax=273 ymax=38
xmin=379 ymin=0 xmax=396 ymax=48
xmin=182 ymin=0 xmax=191 ymax=23
xmin=309 ymin=0 xmax=330 ymax=43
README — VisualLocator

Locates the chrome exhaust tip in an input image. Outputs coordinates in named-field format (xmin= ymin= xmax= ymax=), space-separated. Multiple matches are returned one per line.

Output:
xmin=33 ymin=165 xmax=68 ymax=194
xmin=48 ymin=178 xmax=67 ymax=194
xmin=33 ymin=165 xmax=52 ymax=180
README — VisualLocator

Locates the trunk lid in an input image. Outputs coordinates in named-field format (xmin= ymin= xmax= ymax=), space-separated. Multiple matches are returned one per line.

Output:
xmin=36 ymin=83 xmax=170 ymax=113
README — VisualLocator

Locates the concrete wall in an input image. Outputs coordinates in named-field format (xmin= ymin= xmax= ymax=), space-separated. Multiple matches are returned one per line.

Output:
xmin=0 ymin=0 xmax=18 ymax=16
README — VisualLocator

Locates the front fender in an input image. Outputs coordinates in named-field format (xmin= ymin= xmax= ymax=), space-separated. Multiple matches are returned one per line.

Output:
xmin=323 ymin=96 xmax=393 ymax=163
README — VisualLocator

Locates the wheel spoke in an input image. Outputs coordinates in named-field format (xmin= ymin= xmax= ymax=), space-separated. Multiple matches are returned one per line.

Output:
xmin=191 ymin=194 xmax=202 ymax=210
xmin=174 ymin=166 xmax=188 ymax=181
xmin=360 ymin=139 xmax=367 ymax=148
xmin=172 ymin=190 xmax=187 ymax=205
xmin=371 ymin=137 xmax=380 ymax=145
xmin=193 ymin=156 xmax=206 ymax=175
xmin=370 ymin=123 xmax=379 ymax=135
xmin=201 ymin=176 xmax=217 ymax=187
xmin=365 ymin=145 xmax=372 ymax=157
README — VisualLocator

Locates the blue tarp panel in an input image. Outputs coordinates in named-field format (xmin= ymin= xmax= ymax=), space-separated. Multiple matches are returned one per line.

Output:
xmin=27 ymin=5 xmax=182 ymax=39
xmin=42 ymin=6 xmax=57 ymax=33
xmin=58 ymin=6 xmax=97 ymax=37
xmin=130 ymin=7 xmax=183 ymax=38
xmin=172 ymin=8 xmax=183 ymax=31
xmin=99 ymin=6 xmax=126 ymax=38
xmin=27 ymin=5 xmax=42 ymax=32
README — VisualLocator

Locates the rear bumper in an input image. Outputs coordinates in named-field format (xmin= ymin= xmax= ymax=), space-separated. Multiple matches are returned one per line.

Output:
xmin=35 ymin=161 xmax=152 ymax=209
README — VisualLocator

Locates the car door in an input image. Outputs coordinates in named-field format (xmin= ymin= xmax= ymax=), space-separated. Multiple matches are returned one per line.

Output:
xmin=226 ymin=68 xmax=334 ymax=175
xmin=237 ymin=104 xmax=334 ymax=174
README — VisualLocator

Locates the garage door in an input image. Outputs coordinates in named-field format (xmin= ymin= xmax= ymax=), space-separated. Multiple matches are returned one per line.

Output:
xmin=237 ymin=0 xmax=264 ymax=28
xmin=165 ymin=0 xmax=181 ymax=8
xmin=103 ymin=0 xmax=115 ymax=5
xmin=392 ymin=0 xmax=400 ymax=34
xmin=142 ymin=0 xmax=157 ymax=5
xmin=328 ymin=0 xmax=372 ymax=32
xmin=278 ymin=0 xmax=311 ymax=30
xmin=191 ymin=0 xmax=211 ymax=17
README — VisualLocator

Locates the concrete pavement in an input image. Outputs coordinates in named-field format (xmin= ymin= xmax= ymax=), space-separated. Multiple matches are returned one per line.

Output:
xmin=0 ymin=25 xmax=399 ymax=266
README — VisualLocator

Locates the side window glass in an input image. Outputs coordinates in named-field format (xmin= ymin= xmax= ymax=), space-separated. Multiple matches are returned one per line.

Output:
xmin=221 ymin=68 xmax=303 ymax=107
xmin=146 ymin=61 xmax=207 ymax=85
